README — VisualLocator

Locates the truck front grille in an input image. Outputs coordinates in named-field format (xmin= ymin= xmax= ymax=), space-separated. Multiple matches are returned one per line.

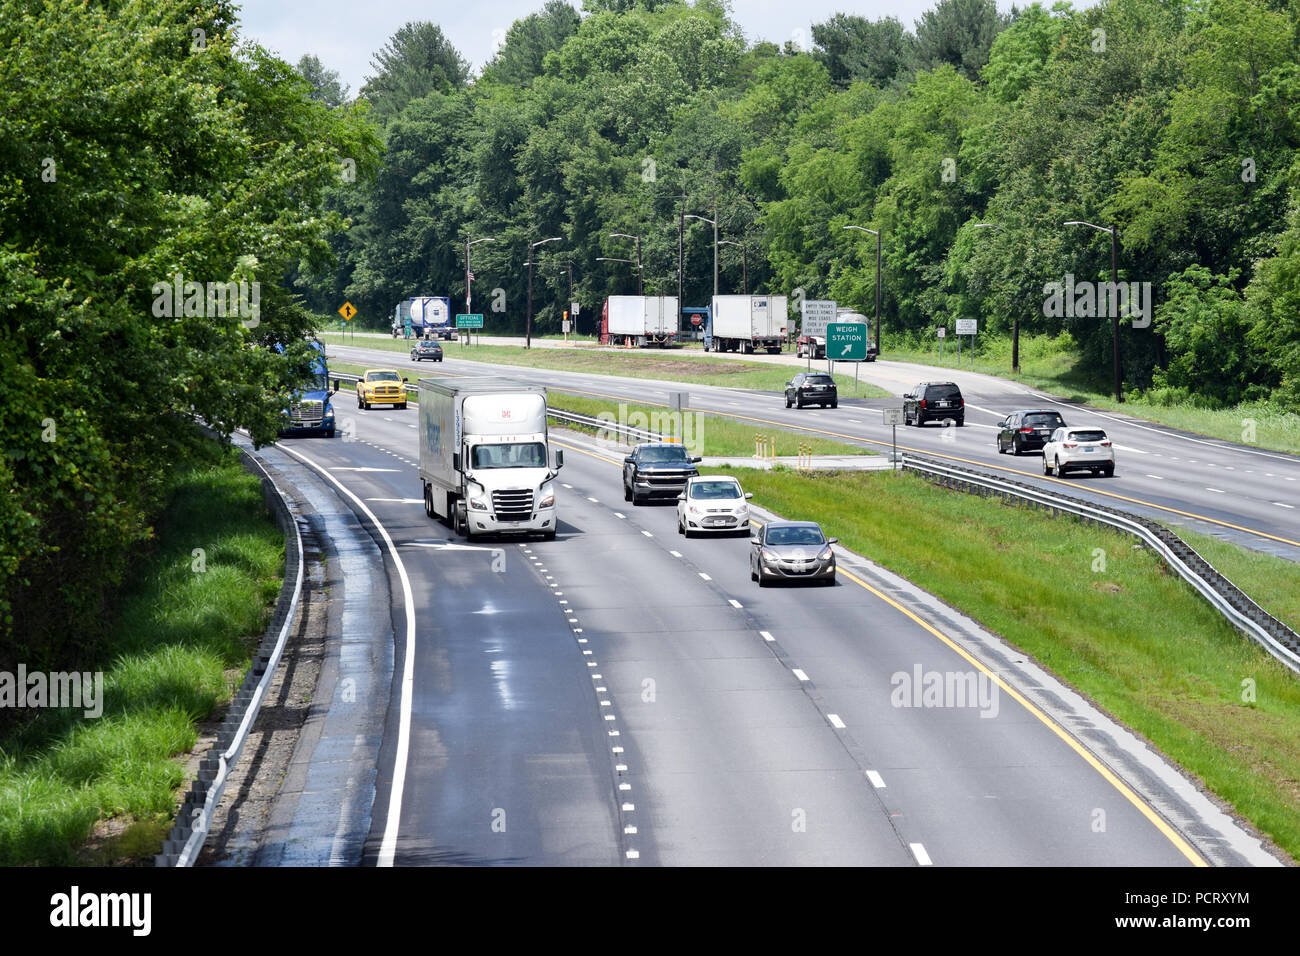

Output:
xmin=492 ymin=489 xmax=534 ymax=521
xmin=290 ymin=400 xmax=323 ymax=425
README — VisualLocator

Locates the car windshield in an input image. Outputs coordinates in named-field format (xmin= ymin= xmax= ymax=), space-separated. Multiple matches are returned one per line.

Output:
xmin=472 ymin=442 xmax=547 ymax=469
xmin=805 ymin=375 xmax=834 ymax=385
xmin=368 ymin=371 xmax=400 ymax=382
xmin=1024 ymin=413 xmax=1064 ymax=426
xmin=1070 ymin=430 xmax=1107 ymax=442
xmin=638 ymin=445 xmax=689 ymax=463
xmin=690 ymin=481 xmax=741 ymax=500
xmin=927 ymin=385 xmax=961 ymax=401
xmin=766 ymin=526 xmax=825 ymax=546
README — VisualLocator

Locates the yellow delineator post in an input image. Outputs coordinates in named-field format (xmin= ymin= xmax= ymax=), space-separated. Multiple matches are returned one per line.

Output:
xmin=754 ymin=434 xmax=775 ymax=462
xmin=797 ymin=443 xmax=812 ymax=472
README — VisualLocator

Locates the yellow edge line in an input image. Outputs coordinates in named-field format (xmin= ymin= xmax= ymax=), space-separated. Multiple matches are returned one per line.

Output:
xmin=553 ymin=428 xmax=1207 ymax=867
xmin=834 ymin=566 xmax=1206 ymax=867
xmin=550 ymin=386 xmax=1300 ymax=549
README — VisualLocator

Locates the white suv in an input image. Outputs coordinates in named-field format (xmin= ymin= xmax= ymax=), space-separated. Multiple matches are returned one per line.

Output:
xmin=677 ymin=476 xmax=753 ymax=536
xmin=1043 ymin=427 xmax=1115 ymax=477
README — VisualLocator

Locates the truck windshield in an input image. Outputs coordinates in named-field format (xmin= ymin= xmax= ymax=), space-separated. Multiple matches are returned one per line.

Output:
xmin=638 ymin=446 xmax=689 ymax=462
xmin=472 ymin=442 xmax=547 ymax=469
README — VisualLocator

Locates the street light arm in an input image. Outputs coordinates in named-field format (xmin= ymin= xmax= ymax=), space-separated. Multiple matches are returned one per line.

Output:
xmin=1063 ymin=220 xmax=1113 ymax=235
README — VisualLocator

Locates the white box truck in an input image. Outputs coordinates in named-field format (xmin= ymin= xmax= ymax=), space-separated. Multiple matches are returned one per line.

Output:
xmin=601 ymin=295 xmax=680 ymax=347
xmin=418 ymin=377 xmax=563 ymax=540
xmin=705 ymin=295 xmax=788 ymax=354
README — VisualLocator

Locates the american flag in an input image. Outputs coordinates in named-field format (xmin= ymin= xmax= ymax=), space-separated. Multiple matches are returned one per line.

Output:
xmin=467 ymin=271 xmax=475 ymax=281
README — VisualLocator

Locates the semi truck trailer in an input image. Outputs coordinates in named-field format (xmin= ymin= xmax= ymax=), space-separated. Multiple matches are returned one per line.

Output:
xmin=601 ymin=295 xmax=680 ymax=347
xmin=704 ymin=295 xmax=788 ymax=354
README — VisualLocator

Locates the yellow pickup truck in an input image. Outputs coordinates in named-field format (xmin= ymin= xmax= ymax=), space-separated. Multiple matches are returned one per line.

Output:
xmin=357 ymin=368 xmax=408 ymax=409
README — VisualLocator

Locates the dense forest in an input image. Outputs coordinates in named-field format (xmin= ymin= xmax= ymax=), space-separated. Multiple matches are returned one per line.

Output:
xmin=300 ymin=0 xmax=1300 ymax=412
xmin=3 ymin=0 xmax=1300 ymax=663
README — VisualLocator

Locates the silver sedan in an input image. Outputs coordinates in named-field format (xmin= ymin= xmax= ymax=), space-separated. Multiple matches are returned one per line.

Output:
xmin=750 ymin=520 xmax=837 ymax=586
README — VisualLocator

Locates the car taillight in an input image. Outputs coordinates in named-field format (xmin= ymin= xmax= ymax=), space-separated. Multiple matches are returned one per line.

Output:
xmin=1100 ymin=441 xmax=1111 ymax=446
xmin=1064 ymin=442 xmax=1078 ymax=448
xmin=1019 ymin=428 xmax=1033 ymax=433
xmin=959 ymin=398 xmax=964 ymax=406
xmin=920 ymin=399 xmax=927 ymax=408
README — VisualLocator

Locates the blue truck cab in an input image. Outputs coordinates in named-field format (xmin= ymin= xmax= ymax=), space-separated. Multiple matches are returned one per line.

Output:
xmin=279 ymin=339 xmax=338 ymax=438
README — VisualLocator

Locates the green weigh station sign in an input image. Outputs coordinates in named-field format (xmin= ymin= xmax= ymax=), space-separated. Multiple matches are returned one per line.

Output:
xmin=826 ymin=322 xmax=868 ymax=361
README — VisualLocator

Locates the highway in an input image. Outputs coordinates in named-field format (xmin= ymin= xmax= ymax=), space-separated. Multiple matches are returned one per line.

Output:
xmin=331 ymin=341 xmax=1300 ymax=563
xmin=231 ymin=352 xmax=1285 ymax=866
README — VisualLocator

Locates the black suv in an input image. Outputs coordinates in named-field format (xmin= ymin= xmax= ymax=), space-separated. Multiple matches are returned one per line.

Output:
xmin=623 ymin=443 xmax=702 ymax=505
xmin=996 ymin=409 xmax=1067 ymax=454
xmin=903 ymin=382 xmax=964 ymax=426
xmin=785 ymin=372 xmax=838 ymax=409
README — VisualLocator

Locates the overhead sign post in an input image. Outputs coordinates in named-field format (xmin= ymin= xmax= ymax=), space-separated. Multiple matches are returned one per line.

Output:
xmin=956 ymin=318 xmax=977 ymax=368
xmin=456 ymin=313 xmax=484 ymax=348
xmin=882 ymin=407 xmax=904 ymax=469
xmin=801 ymin=299 xmax=836 ymax=370
xmin=827 ymin=321 xmax=868 ymax=394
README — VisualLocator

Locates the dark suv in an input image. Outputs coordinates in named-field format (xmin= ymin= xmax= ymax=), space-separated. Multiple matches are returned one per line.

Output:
xmin=785 ymin=372 xmax=838 ymax=409
xmin=903 ymin=382 xmax=964 ymax=426
xmin=996 ymin=410 xmax=1067 ymax=455
xmin=623 ymin=443 xmax=702 ymax=505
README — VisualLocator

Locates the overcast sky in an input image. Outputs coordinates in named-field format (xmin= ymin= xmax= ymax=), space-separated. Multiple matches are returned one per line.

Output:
xmin=236 ymin=0 xmax=1029 ymax=97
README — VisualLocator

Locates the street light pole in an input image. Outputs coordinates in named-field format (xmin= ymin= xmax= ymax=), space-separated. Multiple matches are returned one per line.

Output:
xmin=685 ymin=213 xmax=719 ymax=298
xmin=718 ymin=240 xmax=747 ymax=294
xmin=526 ymin=236 xmax=562 ymax=349
xmin=1064 ymin=220 xmax=1123 ymax=403
xmin=843 ymin=225 xmax=882 ymax=356
xmin=610 ymin=234 xmax=643 ymax=296
xmin=465 ymin=236 xmax=495 ymax=345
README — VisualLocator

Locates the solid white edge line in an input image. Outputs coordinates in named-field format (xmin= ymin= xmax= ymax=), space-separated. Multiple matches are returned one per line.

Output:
xmin=273 ymin=442 xmax=417 ymax=868
xmin=910 ymin=842 xmax=932 ymax=866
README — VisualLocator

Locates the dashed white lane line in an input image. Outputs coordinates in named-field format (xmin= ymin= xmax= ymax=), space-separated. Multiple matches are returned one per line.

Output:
xmin=760 ymin=630 xmax=774 ymax=642
xmin=622 ymin=802 xmax=635 ymax=811
xmin=1144 ymin=475 xmax=1164 ymax=480
xmin=587 ymin=496 xmax=599 ymax=502
xmin=562 ymin=483 xmax=573 ymax=489
xmin=699 ymin=572 xmax=712 ymax=581
xmin=910 ymin=843 xmax=933 ymax=866
xmin=670 ymin=550 xmax=682 ymax=558
xmin=641 ymin=530 xmax=653 ymax=537
xmin=728 ymin=599 xmax=743 ymax=609
xmin=866 ymin=770 xmax=887 ymax=789
xmin=615 ymin=512 xmax=626 ymax=519
xmin=1206 ymin=488 xmax=1225 ymax=494
xmin=827 ymin=714 xmax=846 ymax=729
xmin=1275 ymin=502 xmax=1295 ymax=509
xmin=792 ymin=668 xmax=810 ymax=682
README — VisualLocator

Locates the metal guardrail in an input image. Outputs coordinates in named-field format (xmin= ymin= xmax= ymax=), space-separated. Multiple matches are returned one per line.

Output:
xmin=546 ymin=407 xmax=663 ymax=446
xmin=155 ymin=445 xmax=306 ymax=866
xmin=900 ymin=452 xmax=1300 ymax=675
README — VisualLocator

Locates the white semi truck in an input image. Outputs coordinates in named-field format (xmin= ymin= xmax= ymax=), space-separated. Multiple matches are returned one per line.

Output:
xmin=705 ymin=295 xmax=788 ymax=354
xmin=601 ymin=295 xmax=680 ymax=347
xmin=418 ymin=377 xmax=563 ymax=540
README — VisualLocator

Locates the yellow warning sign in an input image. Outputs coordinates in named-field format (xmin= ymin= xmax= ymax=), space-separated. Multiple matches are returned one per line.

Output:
xmin=338 ymin=301 xmax=357 ymax=321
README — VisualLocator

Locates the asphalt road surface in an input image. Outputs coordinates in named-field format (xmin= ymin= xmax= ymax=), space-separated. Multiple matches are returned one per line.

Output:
xmin=244 ymin=379 xmax=1282 ymax=866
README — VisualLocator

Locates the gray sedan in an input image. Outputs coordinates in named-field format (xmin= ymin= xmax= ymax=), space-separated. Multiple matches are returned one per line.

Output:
xmin=750 ymin=520 xmax=837 ymax=586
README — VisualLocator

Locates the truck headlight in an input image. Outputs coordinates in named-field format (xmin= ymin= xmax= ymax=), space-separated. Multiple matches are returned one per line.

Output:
xmin=469 ymin=497 xmax=488 ymax=511
xmin=539 ymin=493 xmax=554 ymax=508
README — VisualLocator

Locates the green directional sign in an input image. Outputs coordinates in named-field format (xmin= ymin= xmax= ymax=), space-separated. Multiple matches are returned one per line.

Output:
xmin=827 ymin=322 xmax=868 ymax=361
xmin=455 ymin=313 xmax=484 ymax=329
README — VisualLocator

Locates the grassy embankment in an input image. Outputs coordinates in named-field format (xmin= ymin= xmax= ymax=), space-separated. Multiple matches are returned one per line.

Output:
xmin=877 ymin=331 xmax=1300 ymax=455
xmin=0 ymin=447 xmax=283 ymax=865
xmin=725 ymin=465 xmax=1300 ymax=861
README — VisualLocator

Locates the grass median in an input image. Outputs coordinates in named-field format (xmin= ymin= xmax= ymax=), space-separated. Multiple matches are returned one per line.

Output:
xmin=723 ymin=465 xmax=1300 ymax=861
xmin=320 ymin=331 xmax=890 ymax=398
xmin=546 ymin=391 xmax=873 ymax=459
xmin=0 ymin=445 xmax=283 ymax=865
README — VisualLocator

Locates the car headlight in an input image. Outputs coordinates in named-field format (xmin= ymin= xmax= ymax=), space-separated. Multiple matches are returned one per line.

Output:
xmin=688 ymin=505 xmax=701 ymax=514
xmin=761 ymin=549 xmax=780 ymax=565
xmin=818 ymin=546 xmax=834 ymax=562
